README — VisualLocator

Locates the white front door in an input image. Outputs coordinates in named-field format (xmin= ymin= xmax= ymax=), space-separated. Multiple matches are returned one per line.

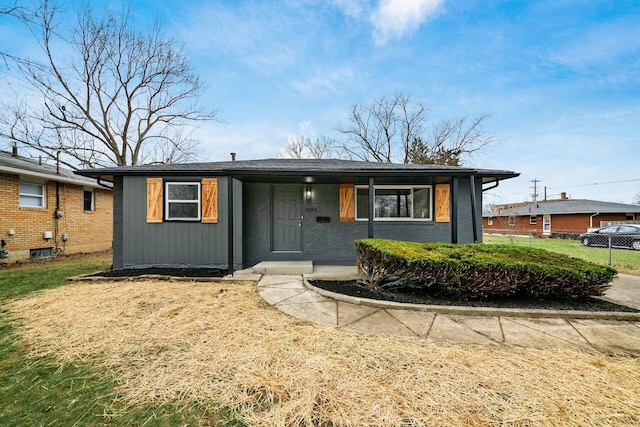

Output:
xmin=543 ymin=214 xmax=551 ymax=235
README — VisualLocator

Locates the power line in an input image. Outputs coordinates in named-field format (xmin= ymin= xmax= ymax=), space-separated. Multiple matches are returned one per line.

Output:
xmin=558 ymin=178 xmax=640 ymax=188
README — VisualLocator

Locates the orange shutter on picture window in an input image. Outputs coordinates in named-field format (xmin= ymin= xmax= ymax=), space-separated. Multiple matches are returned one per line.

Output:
xmin=146 ymin=178 xmax=163 ymax=223
xmin=201 ymin=178 xmax=218 ymax=223
xmin=435 ymin=184 xmax=450 ymax=223
xmin=339 ymin=184 xmax=355 ymax=222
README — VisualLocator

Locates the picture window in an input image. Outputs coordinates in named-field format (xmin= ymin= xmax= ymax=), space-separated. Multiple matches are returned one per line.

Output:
xmin=355 ymin=186 xmax=432 ymax=220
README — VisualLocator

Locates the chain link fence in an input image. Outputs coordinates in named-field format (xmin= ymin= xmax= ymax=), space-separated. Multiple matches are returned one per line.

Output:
xmin=578 ymin=225 xmax=640 ymax=264
xmin=484 ymin=231 xmax=640 ymax=269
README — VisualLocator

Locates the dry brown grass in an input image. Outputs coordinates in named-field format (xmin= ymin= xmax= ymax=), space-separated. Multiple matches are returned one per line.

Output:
xmin=7 ymin=280 xmax=640 ymax=426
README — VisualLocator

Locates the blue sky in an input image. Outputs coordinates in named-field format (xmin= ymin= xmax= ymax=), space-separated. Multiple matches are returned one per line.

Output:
xmin=1 ymin=0 xmax=639 ymax=204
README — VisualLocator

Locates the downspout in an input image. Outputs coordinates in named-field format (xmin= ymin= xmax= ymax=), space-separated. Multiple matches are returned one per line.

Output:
xmin=469 ymin=175 xmax=478 ymax=243
xmin=482 ymin=180 xmax=500 ymax=192
xmin=589 ymin=212 xmax=599 ymax=229
xmin=227 ymin=176 xmax=234 ymax=275
xmin=451 ymin=177 xmax=459 ymax=244
xmin=55 ymin=181 xmax=61 ymax=254
xmin=54 ymin=151 xmax=62 ymax=254
xmin=368 ymin=177 xmax=374 ymax=238
xmin=97 ymin=178 xmax=113 ymax=189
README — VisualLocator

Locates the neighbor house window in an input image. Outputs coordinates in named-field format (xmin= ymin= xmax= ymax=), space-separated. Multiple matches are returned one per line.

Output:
xmin=19 ymin=182 xmax=45 ymax=207
xmin=508 ymin=215 xmax=516 ymax=226
xmin=529 ymin=215 xmax=537 ymax=225
xmin=355 ymin=186 xmax=432 ymax=220
xmin=487 ymin=217 xmax=493 ymax=226
xmin=83 ymin=189 xmax=95 ymax=211
xmin=165 ymin=182 xmax=200 ymax=220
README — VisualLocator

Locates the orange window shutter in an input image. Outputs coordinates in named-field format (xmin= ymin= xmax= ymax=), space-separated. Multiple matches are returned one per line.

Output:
xmin=146 ymin=178 xmax=163 ymax=223
xmin=201 ymin=178 xmax=218 ymax=223
xmin=339 ymin=184 xmax=355 ymax=222
xmin=435 ymin=184 xmax=451 ymax=223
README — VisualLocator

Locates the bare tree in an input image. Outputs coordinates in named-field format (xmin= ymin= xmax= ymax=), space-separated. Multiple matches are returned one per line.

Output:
xmin=634 ymin=192 xmax=640 ymax=205
xmin=280 ymin=135 xmax=335 ymax=159
xmin=337 ymin=93 xmax=495 ymax=165
xmin=0 ymin=1 xmax=216 ymax=168
xmin=408 ymin=114 xmax=496 ymax=166
xmin=338 ymin=94 xmax=426 ymax=163
xmin=0 ymin=3 xmax=19 ymax=16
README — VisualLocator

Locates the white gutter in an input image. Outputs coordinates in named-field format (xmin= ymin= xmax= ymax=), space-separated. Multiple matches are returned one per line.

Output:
xmin=0 ymin=165 xmax=106 ymax=189
xmin=589 ymin=212 xmax=599 ymax=228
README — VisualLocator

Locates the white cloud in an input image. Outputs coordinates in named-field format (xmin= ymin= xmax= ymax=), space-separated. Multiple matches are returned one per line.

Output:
xmin=290 ymin=66 xmax=355 ymax=97
xmin=332 ymin=0 xmax=369 ymax=18
xmin=371 ymin=0 xmax=444 ymax=45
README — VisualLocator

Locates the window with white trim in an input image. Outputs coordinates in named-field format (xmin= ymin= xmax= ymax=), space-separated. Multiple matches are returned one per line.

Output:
xmin=355 ymin=186 xmax=432 ymax=220
xmin=487 ymin=217 xmax=493 ymax=226
xmin=165 ymin=182 xmax=201 ymax=220
xmin=19 ymin=182 xmax=46 ymax=207
xmin=83 ymin=189 xmax=95 ymax=211
xmin=529 ymin=215 xmax=537 ymax=225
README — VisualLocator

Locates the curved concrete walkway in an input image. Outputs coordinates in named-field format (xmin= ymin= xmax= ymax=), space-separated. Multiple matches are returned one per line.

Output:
xmin=255 ymin=268 xmax=640 ymax=356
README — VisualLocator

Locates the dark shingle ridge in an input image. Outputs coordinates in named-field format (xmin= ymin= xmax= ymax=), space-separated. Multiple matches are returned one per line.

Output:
xmin=78 ymin=157 xmax=517 ymax=177
xmin=486 ymin=199 xmax=640 ymax=215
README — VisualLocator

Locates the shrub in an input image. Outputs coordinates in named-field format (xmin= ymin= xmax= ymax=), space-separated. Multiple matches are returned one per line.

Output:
xmin=355 ymin=239 xmax=617 ymax=299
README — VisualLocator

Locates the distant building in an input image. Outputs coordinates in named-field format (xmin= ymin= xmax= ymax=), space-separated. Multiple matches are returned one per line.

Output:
xmin=483 ymin=192 xmax=640 ymax=238
xmin=0 ymin=150 xmax=112 ymax=262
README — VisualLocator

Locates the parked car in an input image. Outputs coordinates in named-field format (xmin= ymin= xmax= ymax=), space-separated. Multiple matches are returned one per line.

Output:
xmin=579 ymin=224 xmax=640 ymax=250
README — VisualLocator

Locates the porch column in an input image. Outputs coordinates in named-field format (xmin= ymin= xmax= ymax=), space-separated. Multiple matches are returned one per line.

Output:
xmin=368 ymin=176 xmax=374 ymax=238
xmin=227 ymin=176 xmax=234 ymax=274
xmin=469 ymin=175 xmax=478 ymax=242
xmin=451 ymin=176 xmax=459 ymax=244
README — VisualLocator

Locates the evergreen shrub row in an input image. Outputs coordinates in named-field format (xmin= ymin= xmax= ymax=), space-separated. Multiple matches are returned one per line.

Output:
xmin=355 ymin=239 xmax=617 ymax=299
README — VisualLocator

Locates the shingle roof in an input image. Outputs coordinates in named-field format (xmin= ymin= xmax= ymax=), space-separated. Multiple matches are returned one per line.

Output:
xmin=77 ymin=158 xmax=519 ymax=182
xmin=0 ymin=151 xmax=110 ymax=189
xmin=484 ymin=199 xmax=640 ymax=216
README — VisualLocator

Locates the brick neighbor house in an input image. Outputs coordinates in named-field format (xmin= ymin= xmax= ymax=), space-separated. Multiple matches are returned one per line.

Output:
xmin=483 ymin=193 xmax=640 ymax=238
xmin=0 ymin=150 xmax=112 ymax=262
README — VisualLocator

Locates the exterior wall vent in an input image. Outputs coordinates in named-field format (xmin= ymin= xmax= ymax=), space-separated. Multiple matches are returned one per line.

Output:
xmin=30 ymin=247 xmax=54 ymax=259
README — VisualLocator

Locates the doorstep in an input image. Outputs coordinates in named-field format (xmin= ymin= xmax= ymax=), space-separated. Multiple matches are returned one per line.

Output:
xmin=252 ymin=260 xmax=314 ymax=275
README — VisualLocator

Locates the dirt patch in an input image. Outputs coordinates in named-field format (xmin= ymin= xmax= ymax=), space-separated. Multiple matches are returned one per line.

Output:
xmin=87 ymin=267 xmax=226 ymax=278
xmin=7 ymin=280 xmax=640 ymax=426
xmin=310 ymin=280 xmax=640 ymax=313
xmin=0 ymin=249 xmax=112 ymax=270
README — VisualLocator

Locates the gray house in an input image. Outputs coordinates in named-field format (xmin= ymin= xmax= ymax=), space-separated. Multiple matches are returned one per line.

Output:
xmin=78 ymin=158 xmax=518 ymax=272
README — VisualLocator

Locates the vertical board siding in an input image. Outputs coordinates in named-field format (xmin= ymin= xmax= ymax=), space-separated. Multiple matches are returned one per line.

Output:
xmin=339 ymin=184 xmax=355 ymax=222
xmin=122 ymin=176 xmax=233 ymax=268
xmin=435 ymin=184 xmax=451 ymax=223
xmin=201 ymin=178 xmax=218 ymax=223
xmin=146 ymin=178 xmax=163 ymax=223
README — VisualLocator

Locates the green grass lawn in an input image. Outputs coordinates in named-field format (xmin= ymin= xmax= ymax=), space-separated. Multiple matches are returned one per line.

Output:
xmin=2 ymin=246 xmax=637 ymax=426
xmin=483 ymin=234 xmax=640 ymax=275
xmin=0 ymin=253 xmax=230 ymax=427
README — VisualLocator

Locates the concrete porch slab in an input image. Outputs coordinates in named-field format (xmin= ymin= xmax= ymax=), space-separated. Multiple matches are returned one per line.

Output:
xmin=304 ymin=265 xmax=360 ymax=280
xmin=252 ymin=261 xmax=313 ymax=275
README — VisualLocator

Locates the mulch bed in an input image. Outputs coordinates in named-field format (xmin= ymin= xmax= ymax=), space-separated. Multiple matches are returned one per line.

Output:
xmin=88 ymin=267 xmax=226 ymax=278
xmin=310 ymin=280 xmax=640 ymax=313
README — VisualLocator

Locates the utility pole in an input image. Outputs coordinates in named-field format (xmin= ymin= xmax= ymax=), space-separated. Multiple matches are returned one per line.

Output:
xmin=530 ymin=179 xmax=541 ymax=201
